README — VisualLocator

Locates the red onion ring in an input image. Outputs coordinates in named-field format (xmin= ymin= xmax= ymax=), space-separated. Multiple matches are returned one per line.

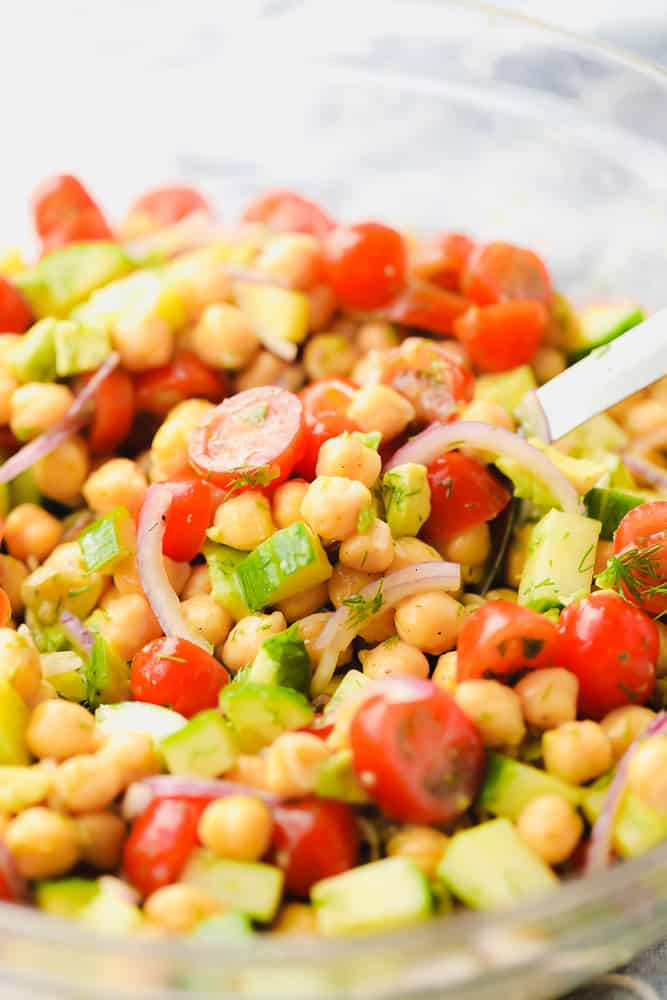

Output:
xmin=122 ymin=776 xmax=280 ymax=820
xmin=59 ymin=610 xmax=94 ymax=656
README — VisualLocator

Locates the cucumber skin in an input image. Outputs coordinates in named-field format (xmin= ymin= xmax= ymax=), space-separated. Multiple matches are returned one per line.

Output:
xmin=584 ymin=487 xmax=643 ymax=541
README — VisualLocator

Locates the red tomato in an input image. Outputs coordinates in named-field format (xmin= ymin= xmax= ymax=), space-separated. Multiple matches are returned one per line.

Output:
xmin=160 ymin=479 xmax=213 ymax=563
xmin=462 ymin=241 xmax=553 ymax=306
xmin=413 ymin=232 xmax=476 ymax=292
xmin=189 ymin=386 xmax=305 ymax=493
xmin=131 ymin=636 xmax=228 ymax=718
xmin=349 ymin=677 xmax=484 ymax=824
xmin=296 ymin=378 xmax=358 ymax=480
xmin=383 ymin=281 xmax=469 ymax=336
xmin=299 ymin=716 xmax=335 ymax=741
xmin=135 ymin=352 xmax=228 ymax=418
xmin=0 ymin=588 xmax=11 ymax=629
xmin=242 ymin=189 xmax=334 ymax=239
xmin=453 ymin=301 xmax=548 ymax=372
xmin=372 ymin=339 xmax=474 ymax=424
xmin=0 ymin=869 xmax=14 ymax=902
xmin=31 ymin=174 xmax=112 ymax=246
xmin=324 ymin=222 xmax=407 ymax=310
xmin=457 ymin=600 xmax=560 ymax=682
xmin=82 ymin=368 xmax=136 ymax=455
xmin=123 ymin=797 xmax=207 ymax=896
xmin=0 ymin=278 xmax=33 ymax=334
xmin=422 ymin=452 xmax=512 ymax=549
xmin=129 ymin=185 xmax=211 ymax=227
xmin=612 ymin=501 xmax=667 ymax=617
xmin=558 ymin=591 xmax=658 ymax=719
xmin=271 ymin=798 xmax=359 ymax=897
xmin=40 ymin=209 xmax=113 ymax=251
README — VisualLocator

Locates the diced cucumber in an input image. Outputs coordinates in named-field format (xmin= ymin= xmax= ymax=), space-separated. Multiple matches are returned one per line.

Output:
xmin=311 ymin=857 xmax=432 ymax=935
xmin=234 ymin=281 xmax=309 ymax=349
xmin=194 ymin=910 xmax=254 ymax=938
xmin=74 ymin=269 xmax=186 ymax=333
xmin=248 ymin=622 xmax=311 ymax=693
xmin=218 ymin=682 xmax=313 ymax=753
xmin=82 ymin=632 xmax=131 ymax=709
xmin=583 ymin=775 xmax=667 ymax=859
xmin=437 ymin=818 xmax=558 ymax=910
xmin=479 ymin=752 xmax=582 ymax=821
xmin=8 ymin=467 xmax=41 ymax=507
xmin=203 ymin=541 xmax=251 ymax=621
xmin=567 ymin=301 xmax=644 ymax=361
xmin=182 ymin=849 xmax=284 ymax=922
xmin=0 ymin=680 xmax=29 ymax=765
xmin=23 ymin=564 xmax=105 ymax=625
xmin=53 ymin=319 xmax=111 ymax=377
xmin=35 ymin=878 xmax=100 ymax=919
xmin=316 ymin=749 xmax=370 ymax=804
xmin=0 ymin=766 xmax=52 ymax=813
xmin=322 ymin=670 xmax=370 ymax=722
xmin=15 ymin=242 xmax=134 ymax=318
xmin=382 ymin=464 xmax=431 ymax=538
xmin=78 ymin=507 xmax=134 ymax=574
xmin=518 ymin=509 xmax=601 ymax=612
xmin=95 ymin=701 xmax=187 ymax=746
xmin=497 ymin=447 xmax=607 ymax=508
xmin=40 ymin=651 xmax=88 ymax=703
xmin=236 ymin=521 xmax=332 ymax=612
xmin=583 ymin=487 xmax=644 ymax=541
xmin=558 ymin=413 xmax=628 ymax=460
xmin=475 ymin=365 xmax=537 ymax=414
xmin=160 ymin=709 xmax=238 ymax=778
xmin=7 ymin=318 xmax=57 ymax=382
xmin=79 ymin=888 xmax=143 ymax=933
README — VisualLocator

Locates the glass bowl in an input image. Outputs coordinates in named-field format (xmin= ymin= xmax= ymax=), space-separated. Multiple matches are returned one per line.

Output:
xmin=3 ymin=1 xmax=667 ymax=996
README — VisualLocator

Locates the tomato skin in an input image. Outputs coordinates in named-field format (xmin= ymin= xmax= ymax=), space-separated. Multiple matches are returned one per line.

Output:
xmin=462 ymin=241 xmax=553 ymax=306
xmin=453 ymin=301 xmax=548 ymax=372
xmin=296 ymin=378 xmax=359 ymax=480
xmin=413 ymin=232 xmax=476 ymax=292
xmin=135 ymin=352 xmax=228 ymax=418
xmin=457 ymin=600 xmax=559 ymax=682
xmin=161 ymin=479 xmax=213 ymax=563
xmin=271 ymin=798 xmax=359 ymax=897
xmin=31 ymin=174 xmax=112 ymax=247
xmin=384 ymin=281 xmax=469 ymax=336
xmin=0 ymin=588 xmax=11 ymax=629
xmin=557 ymin=591 xmax=658 ymax=719
xmin=371 ymin=339 xmax=474 ymax=425
xmin=0 ymin=277 xmax=33 ymax=333
xmin=81 ymin=368 xmax=136 ymax=455
xmin=242 ymin=189 xmax=334 ymax=239
xmin=130 ymin=185 xmax=211 ymax=227
xmin=423 ymin=452 xmax=512 ymax=548
xmin=613 ymin=501 xmax=667 ymax=617
xmin=123 ymin=797 xmax=208 ymax=896
xmin=131 ymin=637 xmax=228 ymax=718
xmin=325 ymin=222 xmax=407 ymax=310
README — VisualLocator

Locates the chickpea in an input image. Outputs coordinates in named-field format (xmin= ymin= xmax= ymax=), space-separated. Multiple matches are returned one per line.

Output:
xmin=316 ymin=434 xmax=381 ymax=488
xmin=348 ymin=385 xmax=415 ymax=441
xmin=27 ymin=701 xmax=97 ymax=761
xmin=328 ymin=564 xmax=375 ymax=608
xmin=455 ymin=680 xmax=526 ymax=748
xmin=272 ymin=479 xmax=310 ymax=529
xmin=505 ymin=524 xmax=534 ymax=589
xmin=198 ymin=795 xmax=274 ymax=862
xmin=517 ymin=795 xmax=583 ymax=865
xmin=301 ymin=476 xmax=372 ymax=542
xmin=181 ymin=564 xmax=212 ymax=601
xmin=0 ymin=556 xmax=27 ymax=616
xmin=600 ymin=706 xmax=656 ymax=762
xmin=432 ymin=651 xmax=458 ymax=694
xmin=303 ymin=334 xmax=359 ymax=381
xmin=360 ymin=639 xmax=429 ymax=680
xmin=113 ymin=552 xmax=188 ymax=598
xmin=357 ymin=321 xmax=398 ymax=354
xmin=166 ymin=251 xmax=232 ymax=321
xmin=54 ymin=754 xmax=123 ymax=813
xmin=75 ymin=812 xmax=126 ymax=870
xmin=6 ymin=807 xmax=80 ymax=879
xmin=144 ymin=884 xmax=220 ymax=932
xmin=656 ymin=620 xmax=667 ymax=677
xmin=359 ymin=606 xmax=397 ymax=644
xmin=299 ymin=612 xmax=351 ymax=667
xmin=235 ymin=351 xmax=291 ymax=393
xmin=594 ymin=540 xmax=614 ymax=576
xmin=339 ymin=519 xmax=394 ymax=574
xmin=224 ymin=753 xmax=272 ymax=792
xmin=181 ymin=593 xmax=233 ymax=647
xmin=461 ymin=400 xmax=514 ymax=431
xmin=624 ymin=399 xmax=667 ymax=438
xmin=222 ymin=612 xmax=286 ymax=673
xmin=440 ymin=523 xmax=491 ymax=567
xmin=278 ymin=581 xmax=329 ymax=623
xmin=542 ymin=721 xmax=613 ymax=785
xmin=627 ymin=736 xmax=667 ymax=814
xmin=192 ymin=303 xmax=259 ymax=370
xmin=273 ymin=903 xmax=318 ymax=935
xmin=99 ymin=732 xmax=161 ymax=785
xmin=9 ymin=383 xmax=74 ymax=441
xmin=515 ymin=669 xmax=579 ymax=731
xmin=532 ymin=347 xmax=566 ymax=384
xmin=5 ymin=504 xmax=63 ymax=562
xmin=389 ymin=537 xmax=441 ymax=572
xmin=0 ymin=628 xmax=40 ymax=702
xmin=94 ymin=593 xmax=162 ymax=662
xmin=34 ymin=436 xmax=89 ymax=504
xmin=211 ymin=491 xmax=275 ymax=550
xmin=264 ymin=732 xmax=331 ymax=797
xmin=395 ymin=591 xmax=463 ymax=655
xmin=386 ymin=825 xmax=449 ymax=878
xmin=485 ymin=588 xmax=518 ymax=603
xmin=112 ymin=312 xmax=174 ymax=373
xmin=307 ymin=284 xmax=338 ymax=334
xmin=150 ymin=400 xmax=214 ymax=482
xmin=255 ymin=233 xmax=323 ymax=291
xmin=0 ymin=363 xmax=18 ymax=425
xmin=83 ymin=459 xmax=147 ymax=515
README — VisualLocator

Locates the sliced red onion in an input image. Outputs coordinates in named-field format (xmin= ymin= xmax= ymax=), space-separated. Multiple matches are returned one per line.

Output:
xmin=122 ymin=775 xmax=280 ymax=820
xmin=311 ymin=561 xmax=461 ymax=696
xmin=125 ymin=210 xmax=224 ymax=259
xmin=0 ymin=352 xmax=120 ymax=485
xmin=59 ymin=610 xmax=94 ymax=656
xmin=515 ymin=389 xmax=552 ymax=444
xmin=0 ymin=839 xmax=27 ymax=902
xmin=385 ymin=421 xmax=580 ymax=515
xmin=586 ymin=711 xmax=667 ymax=875
xmin=136 ymin=484 xmax=211 ymax=651
xmin=623 ymin=427 xmax=667 ymax=491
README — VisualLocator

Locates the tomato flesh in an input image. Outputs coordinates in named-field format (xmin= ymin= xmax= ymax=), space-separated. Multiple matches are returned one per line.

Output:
xmin=557 ymin=591 xmax=658 ymax=719
xmin=371 ymin=339 xmax=474 ymax=424
xmin=612 ymin=501 xmax=667 ymax=617
xmin=423 ymin=451 xmax=512 ymax=549
xmin=130 ymin=185 xmax=211 ymax=227
xmin=349 ymin=677 xmax=485 ymax=824
xmin=82 ymin=368 xmax=136 ymax=455
xmin=131 ymin=636 xmax=228 ymax=718
xmin=384 ymin=281 xmax=469 ymax=336
xmin=325 ymin=222 xmax=407 ymax=310
xmin=296 ymin=378 xmax=358 ymax=479
xmin=135 ymin=352 xmax=228 ymax=418
xmin=31 ymin=174 xmax=112 ymax=248
xmin=271 ymin=798 xmax=359 ymax=897
xmin=413 ymin=232 xmax=476 ymax=292
xmin=161 ymin=479 xmax=213 ymax=563
xmin=123 ymin=797 xmax=207 ymax=896
xmin=242 ymin=189 xmax=334 ymax=239
xmin=462 ymin=241 xmax=553 ymax=306
xmin=0 ymin=277 xmax=33 ymax=333
xmin=457 ymin=600 xmax=559 ymax=682
xmin=453 ymin=301 xmax=548 ymax=372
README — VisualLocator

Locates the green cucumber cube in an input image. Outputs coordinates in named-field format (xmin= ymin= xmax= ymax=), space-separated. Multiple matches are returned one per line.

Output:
xmin=95 ymin=701 xmax=187 ymax=746
xmin=316 ymin=749 xmax=370 ymax=804
xmin=204 ymin=542 xmax=251 ymax=620
xmin=219 ymin=682 xmax=313 ymax=753
xmin=54 ymin=319 xmax=111 ymax=376
xmin=78 ymin=506 xmax=134 ymax=573
xmin=15 ymin=242 xmax=134 ymax=318
xmin=479 ymin=752 xmax=583 ymax=821
xmin=160 ymin=709 xmax=238 ymax=778
xmin=382 ymin=464 xmax=431 ymax=538
xmin=35 ymin=878 xmax=100 ymax=918
xmin=518 ymin=509 xmax=601 ymax=611
xmin=7 ymin=318 xmax=57 ymax=382
xmin=236 ymin=521 xmax=332 ymax=612
xmin=82 ymin=633 xmax=130 ymax=709
xmin=248 ymin=622 xmax=311 ymax=693
xmin=583 ymin=487 xmax=644 ymax=541
xmin=0 ymin=680 xmax=29 ymax=765
xmin=182 ymin=849 xmax=283 ymax=922
xmin=567 ymin=301 xmax=644 ymax=361
xmin=475 ymin=364 xmax=537 ymax=414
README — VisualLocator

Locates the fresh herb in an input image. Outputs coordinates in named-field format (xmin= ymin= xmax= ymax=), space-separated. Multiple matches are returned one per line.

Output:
xmin=596 ymin=543 xmax=667 ymax=605
xmin=357 ymin=505 xmax=376 ymax=534
xmin=382 ymin=472 xmax=420 ymax=514
xmin=238 ymin=403 xmax=268 ymax=426
xmin=222 ymin=466 xmax=277 ymax=500
xmin=352 ymin=430 xmax=382 ymax=451
xmin=343 ymin=583 xmax=384 ymax=629
xmin=577 ymin=543 xmax=595 ymax=575
xmin=522 ymin=637 xmax=545 ymax=660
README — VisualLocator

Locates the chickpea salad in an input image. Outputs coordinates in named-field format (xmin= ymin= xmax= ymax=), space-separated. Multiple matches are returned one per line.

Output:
xmin=0 ymin=177 xmax=664 ymax=938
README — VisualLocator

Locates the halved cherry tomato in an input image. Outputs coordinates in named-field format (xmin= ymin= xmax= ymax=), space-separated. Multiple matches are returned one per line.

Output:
xmin=422 ymin=451 xmax=512 ymax=549
xmin=462 ymin=241 xmax=553 ymax=306
xmin=131 ymin=636 xmax=228 ymax=718
xmin=383 ymin=281 xmax=469 ymax=335
xmin=40 ymin=209 xmax=113 ymax=252
xmin=457 ymin=600 xmax=559 ymax=682
xmin=324 ymin=222 xmax=407 ymax=310
xmin=31 ymin=174 xmax=112 ymax=247
xmin=271 ymin=798 xmax=359 ymax=897
xmin=370 ymin=338 xmax=474 ymax=424
xmin=82 ymin=368 xmax=136 ymax=455
xmin=453 ymin=301 xmax=548 ymax=372
xmin=0 ymin=869 xmax=15 ymax=903
xmin=413 ymin=232 xmax=476 ymax=292
xmin=123 ymin=797 xmax=209 ymax=896
xmin=299 ymin=715 xmax=335 ymax=741
xmin=242 ymin=189 xmax=334 ymax=239
xmin=129 ymin=185 xmax=211 ymax=227
xmin=189 ymin=386 xmax=305 ymax=493
xmin=558 ymin=591 xmax=658 ymax=719
xmin=612 ymin=501 xmax=667 ymax=617
xmin=135 ymin=352 xmax=228 ymax=418
xmin=296 ymin=378 xmax=359 ymax=480
xmin=0 ymin=277 xmax=32 ymax=333
xmin=349 ymin=677 xmax=484 ymax=824
xmin=0 ymin=588 xmax=11 ymax=629
xmin=160 ymin=479 xmax=213 ymax=563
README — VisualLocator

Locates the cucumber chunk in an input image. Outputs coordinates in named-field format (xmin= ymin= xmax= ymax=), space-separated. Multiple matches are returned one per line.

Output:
xmin=78 ymin=506 xmax=134 ymax=573
xmin=479 ymin=752 xmax=583 ymax=821
xmin=567 ymin=301 xmax=644 ymax=361
xmin=236 ymin=521 xmax=332 ymax=612
xmin=203 ymin=541 xmax=251 ymax=620
xmin=518 ymin=509 xmax=601 ymax=612
xmin=95 ymin=701 xmax=187 ymax=745
xmin=583 ymin=487 xmax=644 ymax=541
xmin=7 ymin=318 xmax=57 ymax=382
xmin=160 ymin=709 xmax=238 ymax=778
xmin=234 ymin=281 xmax=309 ymax=349
xmin=316 ymin=749 xmax=370 ymax=804
xmin=219 ymin=682 xmax=313 ymax=753
xmin=248 ymin=622 xmax=311 ymax=693
xmin=183 ymin=849 xmax=283 ymax=922
xmin=35 ymin=878 xmax=100 ymax=919
xmin=0 ymin=680 xmax=29 ymax=765
xmin=583 ymin=774 xmax=667 ymax=859
xmin=475 ymin=364 xmax=537 ymax=414
xmin=382 ymin=464 xmax=431 ymax=538
xmin=15 ymin=242 xmax=134 ymax=318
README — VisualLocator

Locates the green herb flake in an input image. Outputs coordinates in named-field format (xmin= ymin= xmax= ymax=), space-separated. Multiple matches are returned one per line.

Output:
xmin=343 ymin=583 xmax=384 ymax=629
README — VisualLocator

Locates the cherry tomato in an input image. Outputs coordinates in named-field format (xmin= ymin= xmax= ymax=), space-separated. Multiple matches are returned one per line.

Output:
xmin=0 ymin=277 xmax=33 ymax=334
xmin=39 ymin=209 xmax=113 ymax=252
xmin=242 ymin=189 xmax=334 ymax=239
xmin=462 ymin=241 xmax=553 ymax=306
xmin=0 ymin=870 xmax=14 ymax=902
xmin=160 ymin=479 xmax=213 ymax=563
xmin=612 ymin=501 xmax=667 ymax=617
xmin=422 ymin=452 xmax=512 ymax=549
xmin=123 ymin=797 xmax=208 ymax=896
xmin=457 ymin=600 xmax=559 ymax=682
xmin=296 ymin=378 xmax=358 ymax=480
xmin=324 ymin=222 xmax=407 ymax=310
xmin=453 ymin=301 xmax=548 ymax=372
xmin=31 ymin=174 xmax=112 ymax=247
xmin=413 ymin=232 xmax=476 ymax=292
xmin=0 ymin=588 xmax=11 ymax=629
xmin=558 ymin=591 xmax=658 ymax=719
xmin=81 ymin=368 xmax=136 ymax=455
xmin=271 ymin=798 xmax=359 ymax=897
xmin=299 ymin=716 xmax=335 ymax=741
xmin=349 ymin=677 xmax=484 ymax=824
xmin=383 ymin=281 xmax=469 ymax=336
xmin=189 ymin=386 xmax=305 ymax=493
xmin=129 ymin=185 xmax=211 ymax=227
xmin=131 ymin=636 xmax=228 ymax=718
xmin=135 ymin=352 xmax=228 ymax=418
xmin=371 ymin=339 xmax=474 ymax=424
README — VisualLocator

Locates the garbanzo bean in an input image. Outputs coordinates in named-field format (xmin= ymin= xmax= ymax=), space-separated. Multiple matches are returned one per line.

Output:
xmin=272 ymin=479 xmax=310 ymax=529
xmin=347 ymin=385 xmax=415 ymax=441
xmin=34 ymin=436 xmax=89 ymax=504
xmin=431 ymin=651 xmax=458 ymax=694
xmin=74 ymin=812 xmax=126 ymax=870
xmin=278 ymin=581 xmax=329 ymax=623
xmin=627 ymin=736 xmax=667 ymax=813
xmin=112 ymin=312 xmax=174 ymax=373
xmin=440 ymin=523 xmax=491 ymax=566
xmin=150 ymin=399 xmax=214 ymax=482
xmin=532 ymin=346 xmax=566 ymax=384
xmin=303 ymin=334 xmax=359 ymax=381
xmin=263 ymin=732 xmax=331 ymax=797
xmin=144 ymin=884 xmax=220 ymax=932
xmin=198 ymin=795 xmax=274 ymax=862
xmin=180 ymin=564 xmax=212 ymax=601
xmin=301 ymin=476 xmax=372 ymax=542
xmin=394 ymin=591 xmax=463 ymax=655
xmin=339 ymin=519 xmax=394 ymax=573
xmin=298 ymin=612 xmax=351 ymax=667
xmin=6 ymin=807 xmax=80 ymax=879
xmin=192 ymin=303 xmax=259 ymax=370
xmin=211 ymin=491 xmax=275 ymax=550
xmin=5 ymin=504 xmax=63 ymax=562
xmin=94 ymin=593 xmax=162 ymax=662
xmin=83 ymin=459 xmax=147 ymax=515
xmin=360 ymin=639 xmax=429 ymax=680
xmin=54 ymin=754 xmax=124 ymax=814
xmin=181 ymin=593 xmax=233 ymax=647
xmin=357 ymin=321 xmax=397 ymax=354
xmin=9 ymin=383 xmax=74 ymax=441
xmin=600 ymin=705 xmax=656 ymax=762
xmin=461 ymin=400 xmax=514 ymax=431
xmin=0 ymin=555 xmax=28 ymax=616
xmin=273 ymin=903 xmax=318 ymax=935
xmin=455 ymin=680 xmax=525 ymax=748
xmin=542 ymin=721 xmax=613 ymax=785
xmin=27 ymin=700 xmax=97 ymax=761
xmin=517 ymin=795 xmax=583 ymax=865
xmin=255 ymin=233 xmax=323 ymax=290
xmin=386 ymin=826 xmax=449 ymax=878
xmin=389 ymin=537 xmax=441 ymax=572
xmin=98 ymin=732 xmax=161 ymax=786
xmin=515 ymin=669 xmax=579 ymax=730
xmin=316 ymin=434 xmax=381 ymax=488
xmin=222 ymin=612 xmax=286 ymax=673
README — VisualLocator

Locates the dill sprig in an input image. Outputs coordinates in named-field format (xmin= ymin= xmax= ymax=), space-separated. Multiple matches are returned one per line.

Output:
xmin=596 ymin=543 xmax=667 ymax=604
xmin=343 ymin=583 xmax=384 ymax=629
